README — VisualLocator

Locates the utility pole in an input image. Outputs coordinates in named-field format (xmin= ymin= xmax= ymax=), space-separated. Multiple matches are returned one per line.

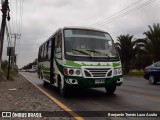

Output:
xmin=7 ymin=47 xmax=13 ymax=80
xmin=0 ymin=0 xmax=10 ymax=71
xmin=11 ymin=34 xmax=20 ymax=69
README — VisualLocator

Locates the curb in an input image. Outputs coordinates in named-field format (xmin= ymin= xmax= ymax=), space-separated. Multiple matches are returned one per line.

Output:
xmin=20 ymin=74 xmax=84 ymax=120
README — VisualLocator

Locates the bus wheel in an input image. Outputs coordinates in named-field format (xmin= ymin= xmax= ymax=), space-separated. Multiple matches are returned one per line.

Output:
xmin=59 ymin=80 xmax=68 ymax=97
xmin=43 ymin=81 xmax=49 ymax=86
xmin=40 ymin=72 xmax=43 ymax=79
xmin=38 ymin=72 xmax=41 ymax=79
xmin=105 ymin=86 xmax=116 ymax=95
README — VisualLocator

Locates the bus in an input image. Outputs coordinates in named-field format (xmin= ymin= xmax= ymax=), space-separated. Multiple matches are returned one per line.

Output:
xmin=37 ymin=27 xmax=123 ymax=96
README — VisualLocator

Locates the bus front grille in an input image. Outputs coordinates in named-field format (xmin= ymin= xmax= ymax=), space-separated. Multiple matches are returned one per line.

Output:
xmin=83 ymin=68 xmax=112 ymax=78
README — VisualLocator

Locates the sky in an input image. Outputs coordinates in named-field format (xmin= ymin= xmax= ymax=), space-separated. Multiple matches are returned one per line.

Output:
xmin=1 ymin=0 xmax=160 ymax=68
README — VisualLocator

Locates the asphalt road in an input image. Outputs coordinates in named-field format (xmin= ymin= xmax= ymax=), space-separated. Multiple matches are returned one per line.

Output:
xmin=20 ymin=72 xmax=160 ymax=120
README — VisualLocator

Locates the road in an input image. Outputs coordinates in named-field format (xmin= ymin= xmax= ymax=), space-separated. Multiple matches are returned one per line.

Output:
xmin=20 ymin=72 xmax=160 ymax=120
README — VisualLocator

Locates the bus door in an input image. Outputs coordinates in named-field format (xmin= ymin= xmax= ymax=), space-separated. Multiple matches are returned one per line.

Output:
xmin=50 ymin=32 xmax=62 ymax=84
xmin=50 ymin=38 xmax=54 ymax=84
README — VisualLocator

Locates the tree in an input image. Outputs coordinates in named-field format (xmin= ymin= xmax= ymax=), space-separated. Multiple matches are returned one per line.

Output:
xmin=22 ymin=58 xmax=37 ymax=70
xmin=115 ymin=34 xmax=142 ymax=74
xmin=131 ymin=53 xmax=152 ymax=70
xmin=143 ymin=23 xmax=160 ymax=62
xmin=1 ymin=60 xmax=8 ymax=69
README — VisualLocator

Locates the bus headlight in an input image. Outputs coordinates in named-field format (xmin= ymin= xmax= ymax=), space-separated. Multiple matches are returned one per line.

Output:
xmin=114 ymin=69 xmax=117 ymax=75
xmin=69 ymin=69 xmax=74 ymax=75
xmin=114 ymin=68 xmax=122 ymax=76
xmin=76 ymin=70 xmax=81 ymax=75
xmin=64 ymin=68 xmax=82 ymax=76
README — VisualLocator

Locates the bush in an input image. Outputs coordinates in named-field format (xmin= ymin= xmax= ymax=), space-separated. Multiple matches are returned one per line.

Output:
xmin=0 ymin=60 xmax=18 ymax=81
xmin=0 ymin=70 xmax=7 ymax=81
xmin=1 ymin=60 xmax=8 ymax=69
xmin=127 ymin=71 xmax=144 ymax=77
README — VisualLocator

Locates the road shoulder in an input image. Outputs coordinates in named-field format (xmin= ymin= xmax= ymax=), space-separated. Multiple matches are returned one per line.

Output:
xmin=0 ymin=74 xmax=73 ymax=120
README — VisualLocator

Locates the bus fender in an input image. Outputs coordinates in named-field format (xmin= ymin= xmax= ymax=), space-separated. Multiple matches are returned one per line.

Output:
xmin=57 ymin=72 xmax=64 ymax=88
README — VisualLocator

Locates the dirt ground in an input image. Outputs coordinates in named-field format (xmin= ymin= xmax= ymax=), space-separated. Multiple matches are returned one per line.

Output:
xmin=0 ymin=74 xmax=74 ymax=120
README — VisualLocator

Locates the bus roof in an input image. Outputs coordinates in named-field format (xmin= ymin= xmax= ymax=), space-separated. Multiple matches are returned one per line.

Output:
xmin=62 ymin=26 xmax=108 ymax=33
xmin=39 ymin=26 xmax=108 ymax=48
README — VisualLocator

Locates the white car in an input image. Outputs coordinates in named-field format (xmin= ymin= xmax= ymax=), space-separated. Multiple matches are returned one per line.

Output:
xmin=21 ymin=69 xmax=26 ymax=72
xmin=29 ymin=69 xmax=36 ymax=73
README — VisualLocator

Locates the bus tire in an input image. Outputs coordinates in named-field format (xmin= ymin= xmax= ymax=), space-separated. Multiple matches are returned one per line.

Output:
xmin=105 ymin=86 xmax=116 ymax=95
xmin=43 ymin=81 xmax=48 ymax=86
xmin=40 ymin=72 xmax=43 ymax=79
xmin=58 ymin=77 xmax=68 ymax=97
xmin=37 ymin=72 xmax=41 ymax=79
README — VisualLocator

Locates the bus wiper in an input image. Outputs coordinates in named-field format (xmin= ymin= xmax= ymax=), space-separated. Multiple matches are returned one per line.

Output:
xmin=72 ymin=49 xmax=92 ymax=59
xmin=85 ymin=49 xmax=110 ymax=59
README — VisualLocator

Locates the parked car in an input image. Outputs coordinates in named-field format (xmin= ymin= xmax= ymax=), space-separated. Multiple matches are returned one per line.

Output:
xmin=144 ymin=61 xmax=160 ymax=84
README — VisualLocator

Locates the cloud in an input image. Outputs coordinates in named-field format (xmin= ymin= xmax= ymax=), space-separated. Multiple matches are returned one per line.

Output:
xmin=1 ymin=0 xmax=160 ymax=68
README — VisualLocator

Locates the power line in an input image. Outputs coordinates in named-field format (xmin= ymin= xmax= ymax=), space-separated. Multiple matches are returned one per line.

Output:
xmin=9 ymin=0 xmax=15 ymax=34
xmin=92 ymin=0 xmax=157 ymax=27
xmin=17 ymin=0 xmax=24 ymax=56
xmin=19 ymin=0 xmax=24 ymax=36
xmin=7 ymin=21 xmax=14 ymax=47
xmin=2 ymin=0 xmax=24 ymax=69
xmin=92 ymin=0 xmax=149 ymax=27
xmin=7 ymin=21 xmax=12 ymax=35
xmin=6 ymin=23 xmax=12 ymax=46
xmin=93 ymin=0 xmax=156 ymax=27
xmin=93 ymin=0 xmax=157 ymax=27
xmin=0 ymin=0 xmax=24 ymax=70
xmin=92 ymin=0 xmax=142 ymax=27
xmin=16 ymin=0 xmax=19 ymax=34
xmin=8 ymin=0 xmax=24 ymax=55
xmin=19 ymin=0 xmax=22 ymax=35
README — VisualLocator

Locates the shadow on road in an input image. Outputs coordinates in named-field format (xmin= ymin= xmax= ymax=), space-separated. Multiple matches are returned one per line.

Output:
xmin=42 ymin=83 xmax=118 ymax=99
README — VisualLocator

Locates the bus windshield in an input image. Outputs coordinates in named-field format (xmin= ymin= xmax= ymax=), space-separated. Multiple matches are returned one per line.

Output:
xmin=64 ymin=29 xmax=118 ymax=59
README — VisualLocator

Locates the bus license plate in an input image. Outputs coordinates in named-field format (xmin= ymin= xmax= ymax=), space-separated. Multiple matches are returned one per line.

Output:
xmin=95 ymin=79 xmax=105 ymax=84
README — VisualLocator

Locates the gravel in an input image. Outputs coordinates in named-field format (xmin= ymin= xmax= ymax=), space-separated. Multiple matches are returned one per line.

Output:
xmin=0 ymin=74 xmax=74 ymax=120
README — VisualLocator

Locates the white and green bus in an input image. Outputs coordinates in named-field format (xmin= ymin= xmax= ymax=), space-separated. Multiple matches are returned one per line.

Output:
xmin=37 ymin=27 xmax=123 ymax=96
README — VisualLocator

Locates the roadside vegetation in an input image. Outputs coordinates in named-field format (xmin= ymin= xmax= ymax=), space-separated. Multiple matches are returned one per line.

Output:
xmin=22 ymin=58 xmax=37 ymax=70
xmin=115 ymin=23 xmax=160 ymax=75
xmin=0 ymin=60 xmax=18 ymax=81
xmin=127 ymin=71 xmax=144 ymax=77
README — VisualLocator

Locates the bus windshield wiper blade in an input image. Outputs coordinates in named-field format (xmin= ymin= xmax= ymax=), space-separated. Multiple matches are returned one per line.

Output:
xmin=85 ymin=49 xmax=110 ymax=59
xmin=72 ymin=49 xmax=92 ymax=59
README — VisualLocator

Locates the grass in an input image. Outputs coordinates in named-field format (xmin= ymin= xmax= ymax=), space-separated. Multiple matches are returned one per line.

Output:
xmin=127 ymin=71 xmax=144 ymax=77
xmin=0 ymin=68 xmax=18 ymax=81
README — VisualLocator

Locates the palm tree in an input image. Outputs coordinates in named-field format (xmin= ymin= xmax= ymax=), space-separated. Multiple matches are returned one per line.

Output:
xmin=115 ymin=34 xmax=141 ymax=74
xmin=143 ymin=23 xmax=160 ymax=62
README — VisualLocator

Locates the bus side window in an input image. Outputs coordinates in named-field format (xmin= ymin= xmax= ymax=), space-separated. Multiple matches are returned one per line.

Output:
xmin=43 ymin=43 xmax=47 ymax=60
xmin=38 ymin=47 xmax=41 ymax=61
xmin=55 ymin=33 xmax=62 ymax=59
xmin=45 ymin=42 xmax=49 ymax=60
xmin=41 ymin=45 xmax=44 ymax=61
xmin=47 ymin=40 xmax=52 ymax=60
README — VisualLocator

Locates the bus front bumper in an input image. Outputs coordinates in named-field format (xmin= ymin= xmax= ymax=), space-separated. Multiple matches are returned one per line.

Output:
xmin=64 ymin=75 xmax=123 ymax=89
